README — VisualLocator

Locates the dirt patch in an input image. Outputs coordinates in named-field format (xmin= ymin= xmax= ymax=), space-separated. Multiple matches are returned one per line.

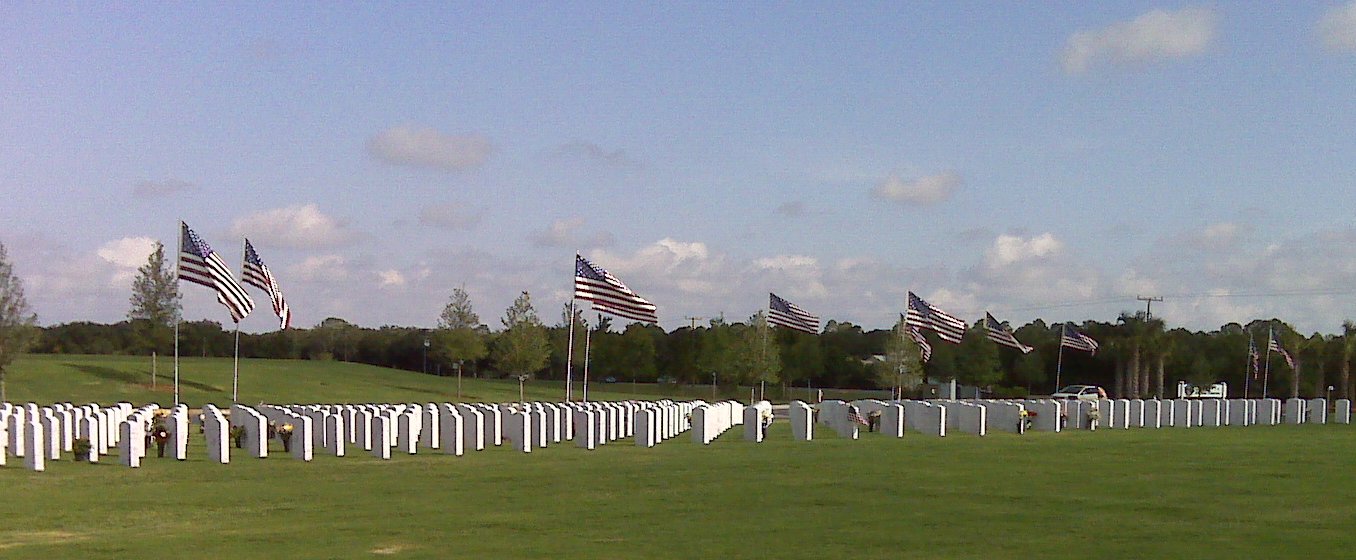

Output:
xmin=0 ymin=530 xmax=89 ymax=550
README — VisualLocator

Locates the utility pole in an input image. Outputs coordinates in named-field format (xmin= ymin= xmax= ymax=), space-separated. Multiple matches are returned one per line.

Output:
xmin=1136 ymin=295 xmax=1163 ymax=319
xmin=684 ymin=316 xmax=706 ymax=329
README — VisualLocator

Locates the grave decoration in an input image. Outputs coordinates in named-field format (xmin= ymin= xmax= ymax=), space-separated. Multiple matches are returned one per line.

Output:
xmin=1019 ymin=409 xmax=1036 ymax=431
xmin=230 ymin=426 xmax=246 ymax=448
xmin=277 ymin=423 xmax=295 ymax=452
xmin=151 ymin=420 xmax=170 ymax=458
xmin=72 ymin=437 xmax=92 ymax=462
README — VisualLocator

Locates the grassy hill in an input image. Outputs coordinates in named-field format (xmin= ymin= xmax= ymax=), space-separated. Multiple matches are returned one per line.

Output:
xmin=3 ymin=354 xmax=669 ymax=405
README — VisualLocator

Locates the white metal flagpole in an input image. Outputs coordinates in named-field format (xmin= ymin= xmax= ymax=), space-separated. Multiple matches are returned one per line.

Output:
xmin=232 ymin=324 xmax=241 ymax=402
xmin=582 ymin=319 xmax=592 ymax=403
xmin=1055 ymin=323 xmax=1066 ymax=394
xmin=174 ymin=220 xmax=182 ymax=407
xmin=1263 ymin=325 xmax=1274 ymax=400
xmin=566 ymin=298 xmax=576 ymax=402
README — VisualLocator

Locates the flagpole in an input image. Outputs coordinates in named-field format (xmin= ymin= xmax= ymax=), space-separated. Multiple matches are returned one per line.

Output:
xmin=565 ymin=255 xmax=577 ymax=402
xmin=174 ymin=221 xmax=182 ymax=408
xmin=1243 ymin=330 xmax=1253 ymax=399
xmin=1055 ymin=323 xmax=1066 ymax=394
xmin=1263 ymin=326 xmax=1273 ymax=400
xmin=232 ymin=324 xmax=241 ymax=402
xmin=582 ymin=317 xmax=592 ymax=403
xmin=232 ymin=237 xmax=247 ymax=403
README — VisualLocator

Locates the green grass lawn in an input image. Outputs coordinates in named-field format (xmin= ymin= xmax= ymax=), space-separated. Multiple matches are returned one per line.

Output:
xmin=2 ymin=422 xmax=1354 ymax=558
xmin=4 ymin=355 xmax=1355 ymax=558
xmin=2 ymin=354 xmax=673 ymax=406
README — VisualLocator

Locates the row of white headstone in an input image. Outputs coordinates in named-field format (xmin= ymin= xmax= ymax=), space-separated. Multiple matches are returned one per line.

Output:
xmin=797 ymin=397 xmax=1355 ymax=439
xmin=6 ymin=396 xmax=1352 ymax=471
xmin=191 ymin=399 xmax=704 ymax=464
xmin=1 ymin=402 xmax=191 ymax=471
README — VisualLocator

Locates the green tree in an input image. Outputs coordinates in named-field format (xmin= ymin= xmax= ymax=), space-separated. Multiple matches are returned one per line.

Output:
xmin=491 ymin=291 xmax=551 ymax=378
xmin=955 ymin=321 xmax=1002 ymax=388
xmin=432 ymin=287 xmax=488 ymax=373
xmin=127 ymin=241 xmax=180 ymax=354
xmin=731 ymin=311 xmax=781 ymax=390
xmin=0 ymin=242 xmax=38 ymax=401
xmin=876 ymin=315 xmax=924 ymax=394
xmin=1011 ymin=349 xmax=1046 ymax=393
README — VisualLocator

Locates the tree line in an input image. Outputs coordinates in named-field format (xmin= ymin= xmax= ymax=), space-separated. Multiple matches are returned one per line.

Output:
xmin=5 ymin=241 xmax=1356 ymax=401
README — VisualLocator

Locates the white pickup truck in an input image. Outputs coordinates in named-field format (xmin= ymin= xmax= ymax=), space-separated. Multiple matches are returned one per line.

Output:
xmin=1050 ymin=385 xmax=1106 ymax=401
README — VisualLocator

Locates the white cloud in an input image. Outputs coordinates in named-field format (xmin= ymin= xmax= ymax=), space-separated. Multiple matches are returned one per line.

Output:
xmin=232 ymin=204 xmax=355 ymax=249
xmin=872 ymin=172 xmax=961 ymax=205
xmin=96 ymin=237 xmax=158 ymax=268
xmin=368 ymin=125 xmax=492 ymax=171
xmin=419 ymin=203 xmax=481 ymax=230
xmin=132 ymin=179 xmax=195 ymax=198
xmin=530 ymin=217 xmax=614 ymax=249
xmin=986 ymin=233 xmax=1063 ymax=268
xmin=288 ymin=255 xmax=349 ymax=282
xmin=377 ymin=269 xmax=407 ymax=288
xmin=1319 ymin=2 xmax=1356 ymax=51
xmin=1062 ymin=7 xmax=1216 ymax=73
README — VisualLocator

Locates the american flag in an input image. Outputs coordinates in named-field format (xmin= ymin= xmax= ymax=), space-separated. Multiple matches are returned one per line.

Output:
xmin=573 ymin=254 xmax=657 ymax=324
xmin=1248 ymin=335 xmax=1260 ymax=379
xmin=846 ymin=405 xmax=869 ymax=426
xmin=1060 ymin=323 xmax=1098 ymax=354
xmin=984 ymin=312 xmax=1032 ymax=353
xmin=905 ymin=292 xmax=967 ymax=343
xmin=1269 ymin=335 xmax=1295 ymax=370
xmin=768 ymin=293 xmax=820 ymax=334
xmin=902 ymin=316 xmax=933 ymax=362
xmin=242 ymin=239 xmax=291 ymax=329
xmin=179 ymin=222 xmax=254 ymax=323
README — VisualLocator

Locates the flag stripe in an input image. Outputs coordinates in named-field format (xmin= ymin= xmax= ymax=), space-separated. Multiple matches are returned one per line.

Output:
xmin=1060 ymin=323 xmax=1098 ymax=353
xmin=905 ymin=292 xmax=966 ymax=343
xmin=768 ymin=293 xmax=820 ymax=334
xmin=984 ymin=312 xmax=1032 ymax=353
xmin=573 ymin=255 xmax=658 ymax=324
xmin=243 ymin=239 xmax=291 ymax=329
xmin=179 ymin=222 xmax=254 ymax=322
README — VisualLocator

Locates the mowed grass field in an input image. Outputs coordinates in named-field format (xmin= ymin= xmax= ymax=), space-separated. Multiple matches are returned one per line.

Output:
xmin=2 ymin=354 xmax=665 ymax=405
xmin=2 ymin=355 xmax=1355 ymax=558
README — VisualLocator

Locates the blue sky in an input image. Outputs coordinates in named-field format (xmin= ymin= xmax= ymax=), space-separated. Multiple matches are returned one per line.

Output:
xmin=4 ymin=2 xmax=1356 ymax=334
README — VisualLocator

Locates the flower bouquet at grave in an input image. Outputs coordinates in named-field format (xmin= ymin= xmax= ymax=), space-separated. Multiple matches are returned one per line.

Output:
xmin=277 ymin=423 xmax=295 ymax=452
xmin=1019 ymin=409 xmax=1035 ymax=431
xmin=72 ymin=437 xmax=93 ymax=463
xmin=230 ymin=425 xmax=246 ymax=449
xmin=1085 ymin=407 xmax=1100 ymax=429
xmin=151 ymin=420 xmax=171 ymax=458
xmin=267 ymin=421 xmax=277 ymax=439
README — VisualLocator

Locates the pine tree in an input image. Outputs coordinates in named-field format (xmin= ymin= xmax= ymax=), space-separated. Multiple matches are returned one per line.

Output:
xmin=128 ymin=241 xmax=180 ymax=354
xmin=491 ymin=291 xmax=550 ymax=377
xmin=432 ymin=287 xmax=488 ymax=371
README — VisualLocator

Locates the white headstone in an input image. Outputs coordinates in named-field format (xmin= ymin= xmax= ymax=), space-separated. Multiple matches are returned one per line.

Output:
xmin=1306 ymin=398 xmax=1327 ymax=424
xmin=324 ymin=414 xmax=346 ymax=457
xmin=789 ymin=401 xmax=814 ymax=441
xmin=203 ymin=405 xmax=229 ymax=464
xmin=1334 ymin=399 xmax=1352 ymax=424
xmin=574 ymin=409 xmax=597 ymax=450
xmin=439 ymin=406 xmax=464 ymax=456
xmin=370 ymin=414 xmax=392 ymax=459
xmin=119 ymin=420 xmax=143 ymax=468
xmin=23 ymin=418 xmax=44 ymax=471
xmin=169 ymin=406 xmax=189 ymax=460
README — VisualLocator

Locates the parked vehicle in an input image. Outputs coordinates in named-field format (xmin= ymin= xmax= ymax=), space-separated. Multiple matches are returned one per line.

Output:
xmin=1050 ymin=385 xmax=1106 ymax=401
